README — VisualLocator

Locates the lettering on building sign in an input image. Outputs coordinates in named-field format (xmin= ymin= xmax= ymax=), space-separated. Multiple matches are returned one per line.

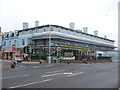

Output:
xmin=64 ymin=52 xmax=73 ymax=56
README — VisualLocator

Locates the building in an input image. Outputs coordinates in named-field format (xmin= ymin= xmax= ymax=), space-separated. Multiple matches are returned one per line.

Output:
xmin=2 ymin=22 xmax=116 ymax=62
xmin=0 ymin=27 xmax=3 ymax=59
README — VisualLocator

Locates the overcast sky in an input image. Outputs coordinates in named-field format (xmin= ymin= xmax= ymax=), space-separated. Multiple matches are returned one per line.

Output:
xmin=0 ymin=0 xmax=119 ymax=47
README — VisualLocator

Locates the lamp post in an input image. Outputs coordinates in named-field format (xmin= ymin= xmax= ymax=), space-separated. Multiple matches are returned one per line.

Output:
xmin=48 ymin=25 xmax=51 ymax=64
xmin=30 ymin=43 xmax=32 ymax=62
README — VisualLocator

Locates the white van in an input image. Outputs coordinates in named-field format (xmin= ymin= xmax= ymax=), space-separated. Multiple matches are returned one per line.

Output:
xmin=13 ymin=53 xmax=23 ymax=62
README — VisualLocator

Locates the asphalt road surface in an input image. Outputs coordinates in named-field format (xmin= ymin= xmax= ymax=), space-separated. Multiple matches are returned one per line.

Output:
xmin=2 ymin=62 xmax=118 ymax=88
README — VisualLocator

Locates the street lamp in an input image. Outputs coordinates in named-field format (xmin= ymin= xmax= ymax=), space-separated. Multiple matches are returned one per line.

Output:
xmin=48 ymin=25 xmax=51 ymax=64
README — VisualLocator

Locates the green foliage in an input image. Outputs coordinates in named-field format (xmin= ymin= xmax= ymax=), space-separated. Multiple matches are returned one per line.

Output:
xmin=32 ymin=54 xmax=47 ymax=60
xmin=19 ymin=48 xmax=24 ymax=53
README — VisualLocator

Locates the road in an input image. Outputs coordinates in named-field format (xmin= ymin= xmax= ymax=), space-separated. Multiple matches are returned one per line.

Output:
xmin=2 ymin=62 xmax=118 ymax=88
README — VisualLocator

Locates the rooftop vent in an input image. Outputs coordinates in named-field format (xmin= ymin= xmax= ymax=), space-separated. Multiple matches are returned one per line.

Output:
xmin=104 ymin=35 xmax=107 ymax=39
xmin=83 ymin=27 xmax=88 ymax=33
xmin=23 ymin=22 xmax=29 ymax=29
xmin=94 ymin=31 xmax=98 ymax=36
xmin=69 ymin=22 xmax=74 ymax=30
xmin=35 ymin=21 xmax=39 ymax=27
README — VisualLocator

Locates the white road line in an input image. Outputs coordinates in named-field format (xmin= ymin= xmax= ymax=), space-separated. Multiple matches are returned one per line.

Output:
xmin=33 ymin=66 xmax=42 ymax=68
xmin=33 ymin=65 xmax=53 ymax=68
xmin=41 ymin=73 xmax=62 ymax=78
xmin=1 ymin=75 xmax=29 ymax=79
xmin=9 ymin=79 xmax=52 ymax=88
xmin=81 ymin=64 xmax=90 ymax=65
xmin=63 ymin=72 xmax=73 ymax=75
xmin=44 ymin=65 xmax=54 ymax=67
xmin=46 ymin=70 xmax=66 ymax=74
xmin=67 ymin=72 xmax=84 ymax=77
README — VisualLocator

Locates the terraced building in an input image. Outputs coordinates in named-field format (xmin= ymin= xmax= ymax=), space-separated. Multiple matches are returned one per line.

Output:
xmin=2 ymin=22 xmax=116 ymax=62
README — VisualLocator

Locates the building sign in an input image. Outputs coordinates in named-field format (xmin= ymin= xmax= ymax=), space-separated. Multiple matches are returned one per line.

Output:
xmin=12 ymin=44 xmax=16 ymax=50
xmin=64 ymin=52 xmax=73 ymax=56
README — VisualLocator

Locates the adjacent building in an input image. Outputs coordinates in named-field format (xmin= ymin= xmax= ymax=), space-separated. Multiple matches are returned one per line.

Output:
xmin=2 ymin=22 xmax=116 ymax=62
xmin=0 ymin=27 xmax=3 ymax=59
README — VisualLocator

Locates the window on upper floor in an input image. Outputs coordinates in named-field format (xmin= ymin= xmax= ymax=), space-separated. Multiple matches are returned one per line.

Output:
xmin=30 ymin=30 xmax=32 ymax=34
xmin=14 ymin=40 xmax=17 ymax=44
xmin=35 ymin=28 xmax=38 ymax=33
xmin=50 ymin=26 xmax=54 ymax=31
xmin=43 ymin=27 xmax=46 ymax=32
xmin=3 ymin=41 xmax=6 ymax=46
xmin=68 ymin=42 xmax=70 ymax=45
xmin=9 ymin=41 xmax=11 ymax=46
xmin=67 ymin=30 xmax=69 ymax=34
xmin=76 ymin=43 xmax=78 ymax=46
xmin=58 ymin=28 xmax=61 ymax=32
xmin=74 ymin=31 xmax=76 ymax=35
xmin=22 ymin=39 xmax=25 ymax=46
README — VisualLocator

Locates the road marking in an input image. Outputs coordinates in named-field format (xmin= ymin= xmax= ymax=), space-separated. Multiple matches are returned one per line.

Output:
xmin=33 ymin=65 xmax=53 ymax=68
xmin=9 ymin=79 xmax=52 ymax=88
xmin=33 ymin=66 xmax=42 ymax=68
xmin=1 ymin=75 xmax=29 ymax=79
xmin=67 ymin=72 xmax=84 ymax=77
xmin=41 ymin=73 xmax=62 ymax=77
xmin=63 ymin=72 xmax=73 ymax=75
xmin=46 ymin=70 xmax=66 ymax=74
xmin=44 ymin=65 xmax=54 ymax=67
xmin=80 ymin=64 xmax=91 ymax=65
xmin=42 ymin=72 xmax=74 ymax=78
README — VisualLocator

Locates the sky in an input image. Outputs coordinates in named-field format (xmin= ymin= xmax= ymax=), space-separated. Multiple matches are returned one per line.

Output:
xmin=0 ymin=0 xmax=119 ymax=47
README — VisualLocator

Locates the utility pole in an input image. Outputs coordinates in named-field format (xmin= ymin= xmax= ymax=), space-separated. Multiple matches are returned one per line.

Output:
xmin=48 ymin=25 xmax=51 ymax=64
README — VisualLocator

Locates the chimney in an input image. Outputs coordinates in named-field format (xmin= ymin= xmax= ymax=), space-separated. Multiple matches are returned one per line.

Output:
xmin=94 ymin=31 xmax=98 ymax=36
xmin=69 ymin=22 xmax=74 ymax=30
xmin=83 ymin=27 xmax=88 ymax=33
xmin=23 ymin=22 xmax=29 ymax=29
xmin=35 ymin=21 xmax=39 ymax=27
xmin=104 ymin=35 xmax=107 ymax=39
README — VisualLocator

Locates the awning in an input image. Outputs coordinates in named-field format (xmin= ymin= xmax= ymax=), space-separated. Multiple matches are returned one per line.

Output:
xmin=13 ymin=53 xmax=22 ymax=56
